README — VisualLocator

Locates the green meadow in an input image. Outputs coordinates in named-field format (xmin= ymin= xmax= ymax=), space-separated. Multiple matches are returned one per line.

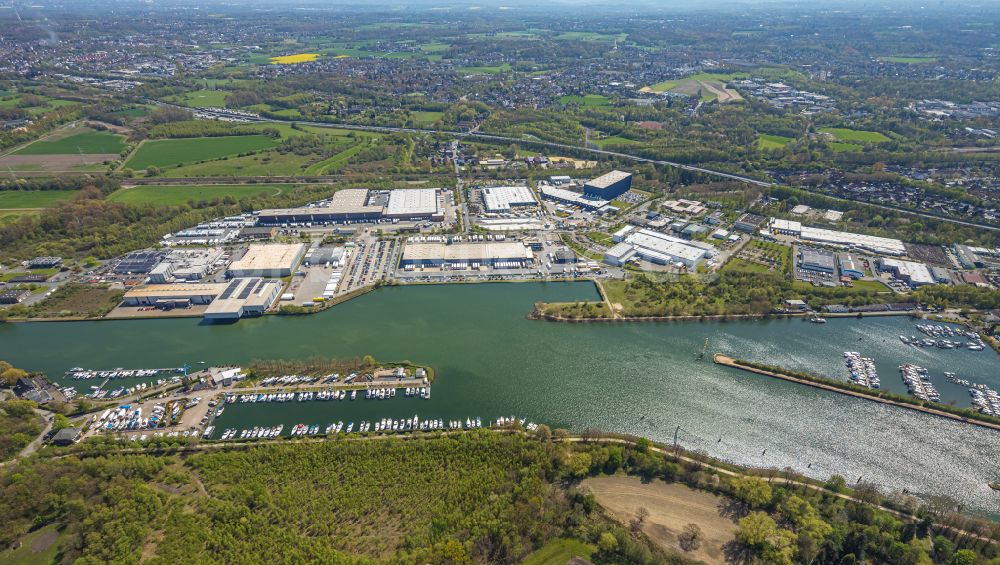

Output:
xmin=125 ymin=135 xmax=280 ymax=170
xmin=819 ymin=127 xmax=890 ymax=143
xmin=14 ymin=130 xmax=126 ymax=155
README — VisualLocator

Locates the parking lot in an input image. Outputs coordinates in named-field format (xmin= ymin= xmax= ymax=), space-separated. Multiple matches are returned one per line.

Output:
xmin=341 ymin=237 xmax=398 ymax=292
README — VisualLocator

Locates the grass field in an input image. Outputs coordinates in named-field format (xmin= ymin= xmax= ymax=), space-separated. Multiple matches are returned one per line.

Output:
xmin=849 ymin=279 xmax=891 ymax=292
xmin=0 ymin=524 xmax=61 ymax=565
xmin=645 ymin=72 xmax=748 ymax=94
xmin=0 ymin=190 xmax=77 ymax=208
xmin=558 ymin=94 xmax=611 ymax=107
xmin=554 ymin=31 xmax=626 ymax=42
xmin=0 ymin=210 xmax=38 ymax=225
xmin=520 ymin=539 xmax=596 ymax=565
xmin=166 ymin=89 xmax=230 ymax=108
xmin=819 ymin=127 xmax=890 ymax=143
xmin=107 ymin=184 xmax=293 ymax=206
xmin=595 ymin=135 xmax=639 ymax=148
xmin=303 ymin=143 xmax=369 ymax=175
xmin=457 ymin=63 xmax=511 ymax=74
xmin=31 ymin=283 xmax=122 ymax=317
xmin=879 ymin=56 xmax=937 ymax=63
xmin=125 ymin=135 xmax=280 ymax=170
xmin=757 ymin=133 xmax=793 ymax=150
xmin=13 ymin=129 xmax=125 ymax=155
xmin=409 ymin=110 xmax=444 ymax=126
xmin=164 ymin=150 xmax=315 ymax=177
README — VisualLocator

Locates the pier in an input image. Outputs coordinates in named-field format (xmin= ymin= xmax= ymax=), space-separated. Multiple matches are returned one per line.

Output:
xmin=714 ymin=354 xmax=1000 ymax=432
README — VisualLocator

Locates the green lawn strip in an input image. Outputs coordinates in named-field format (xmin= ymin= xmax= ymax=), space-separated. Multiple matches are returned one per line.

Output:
xmin=303 ymin=142 xmax=368 ymax=175
xmin=0 ymin=524 xmax=61 ymax=565
xmin=166 ymin=89 xmax=230 ymax=107
xmin=558 ymin=94 xmax=611 ymax=107
xmin=107 ymin=184 xmax=291 ymax=206
xmin=163 ymin=150 xmax=315 ymax=177
xmin=818 ymin=127 xmax=890 ymax=143
xmin=0 ymin=190 xmax=77 ymax=208
xmin=757 ymin=134 xmax=793 ymax=150
xmin=520 ymin=539 xmax=596 ymax=565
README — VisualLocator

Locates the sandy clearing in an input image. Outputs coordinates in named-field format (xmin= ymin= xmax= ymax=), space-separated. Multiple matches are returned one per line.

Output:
xmin=698 ymin=80 xmax=743 ymax=103
xmin=581 ymin=475 xmax=735 ymax=564
xmin=0 ymin=153 xmax=117 ymax=170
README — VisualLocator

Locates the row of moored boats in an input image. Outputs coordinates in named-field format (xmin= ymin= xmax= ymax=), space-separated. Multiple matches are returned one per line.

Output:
xmin=844 ymin=352 xmax=880 ymax=388
xmin=898 ymin=364 xmax=940 ymax=402
xmin=216 ymin=416 xmax=539 ymax=440
xmin=66 ymin=367 xmax=178 ymax=380
xmin=899 ymin=335 xmax=984 ymax=351
xmin=945 ymin=373 xmax=1000 ymax=416
xmin=226 ymin=387 xmax=430 ymax=404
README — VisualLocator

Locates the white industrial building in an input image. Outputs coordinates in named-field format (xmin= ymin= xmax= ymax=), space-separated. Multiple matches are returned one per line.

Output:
xmin=604 ymin=226 xmax=716 ymax=268
xmin=148 ymin=247 xmax=225 ymax=283
xmin=384 ymin=189 xmax=441 ymax=219
xmin=204 ymin=278 xmax=283 ymax=320
xmin=767 ymin=218 xmax=905 ymax=256
xmin=481 ymin=186 xmax=536 ymax=213
xmin=401 ymin=242 xmax=534 ymax=269
xmin=878 ymin=258 xmax=934 ymax=287
xmin=121 ymin=283 xmax=228 ymax=307
xmin=227 ymin=243 xmax=306 ymax=278
xmin=539 ymin=186 xmax=610 ymax=210
xmin=259 ymin=188 xmax=442 ymax=223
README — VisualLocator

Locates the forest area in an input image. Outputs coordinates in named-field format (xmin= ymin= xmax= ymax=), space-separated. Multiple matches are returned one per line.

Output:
xmin=0 ymin=431 xmax=996 ymax=565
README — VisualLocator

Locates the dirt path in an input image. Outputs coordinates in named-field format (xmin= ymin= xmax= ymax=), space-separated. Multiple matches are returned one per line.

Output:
xmin=582 ymin=476 xmax=734 ymax=564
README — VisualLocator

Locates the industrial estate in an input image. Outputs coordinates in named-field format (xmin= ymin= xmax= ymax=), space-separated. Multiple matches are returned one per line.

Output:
xmin=2 ymin=1 xmax=1000 ymax=564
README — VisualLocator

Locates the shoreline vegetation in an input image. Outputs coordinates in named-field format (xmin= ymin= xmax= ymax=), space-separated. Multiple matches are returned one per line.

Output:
xmin=11 ymin=430 xmax=998 ymax=564
xmin=715 ymin=354 xmax=1000 ymax=431
xmin=242 ymin=355 xmax=435 ymax=384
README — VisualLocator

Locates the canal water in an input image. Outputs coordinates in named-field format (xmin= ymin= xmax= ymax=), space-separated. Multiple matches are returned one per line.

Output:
xmin=1 ymin=281 xmax=998 ymax=513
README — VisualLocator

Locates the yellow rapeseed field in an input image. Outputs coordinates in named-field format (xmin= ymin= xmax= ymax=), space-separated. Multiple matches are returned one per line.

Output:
xmin=269 ymin=53 xmax=320 ymax=64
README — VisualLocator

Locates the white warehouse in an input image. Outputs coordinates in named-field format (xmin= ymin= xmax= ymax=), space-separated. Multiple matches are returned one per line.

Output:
xmin=481 ymin=186 xmax=536 ymax=213
xmin=604 ymin=226 xmax=715 ymax=269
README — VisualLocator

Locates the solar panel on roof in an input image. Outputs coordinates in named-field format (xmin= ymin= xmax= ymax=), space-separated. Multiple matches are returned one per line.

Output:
xmin=237 ymin=281 xmax=256 ymax=299
xmin=218 ymin=279 xmax=242 ymax=300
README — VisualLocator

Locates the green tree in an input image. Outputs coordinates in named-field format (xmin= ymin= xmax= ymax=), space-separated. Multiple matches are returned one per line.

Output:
xmin=951 ymin=550 xmax=977 ymax=565
xmin=597 ymin=531 xmax=618 ymax=553
xmin=732 ymin=476 xmax=773 ymax=508
xmin=52 ymin=413 xmax=70 ymax=432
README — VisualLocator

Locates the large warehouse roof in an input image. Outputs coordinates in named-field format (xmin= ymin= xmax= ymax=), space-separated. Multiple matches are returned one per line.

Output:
xmin=204 ymin=278 xmax=282 ymax=317
xmin=626 ymin=230 xmax=707 ymax=264
xmin=385 ymin=189 xmax=438 ymax=217
xmin=123 ymin=283 xmax=228 ymax=299
xmin=800 ymin=226 xmax=905 ymax=256
xmin=228 ymin=243 xmax=305 ymax=273
xmin=482 ymin=186 xmax=536 ymax=212
xmin=539 ymin=186 xmax=610 ymax=209
xmin=329 ymin=189 xmax=384 ymax=215
xmin=586 ymin=170 xmax=632 ymax=189
xmin=402 ymin=242 xmax=532 ymax=262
